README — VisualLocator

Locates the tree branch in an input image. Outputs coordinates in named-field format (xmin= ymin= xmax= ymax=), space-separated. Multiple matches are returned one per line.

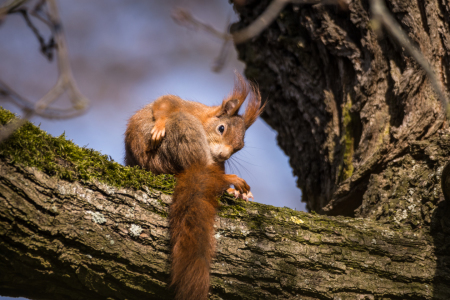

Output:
xmin=34 ymin=0 xmax=89 ymax=113
xmin=0 ymin=0 xmax=90 ymax=142
xmin=0 ymin=159 xmax=443 ymax=299
xmin=0 ymin=108 xmax=448 ymax=299
xmin=11 ymin=6 xmax=55 ymax=60
xmin=172 ymin=0 xmax=340 ymax=72
xmin=0 ymin=0 xmax=28 ymax=18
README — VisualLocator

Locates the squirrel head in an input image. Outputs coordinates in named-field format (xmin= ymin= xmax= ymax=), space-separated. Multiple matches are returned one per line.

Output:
xmin=204 ymin=114 xmax=245 ymax=162
xmin=205 ymin=73 xmax=265 ymax=162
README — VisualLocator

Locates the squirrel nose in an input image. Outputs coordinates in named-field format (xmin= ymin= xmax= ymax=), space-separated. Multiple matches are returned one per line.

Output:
xmin=218 ymin=152 xmax=230 ymax=161
xmin=219 ymin=145 xmax=232 ymax=161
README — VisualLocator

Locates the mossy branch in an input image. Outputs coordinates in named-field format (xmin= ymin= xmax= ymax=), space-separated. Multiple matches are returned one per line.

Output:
xmin=0 ymin=107 xmax=449 ymax=299
xmin=0 ymin=108 xmax=175 ymax=192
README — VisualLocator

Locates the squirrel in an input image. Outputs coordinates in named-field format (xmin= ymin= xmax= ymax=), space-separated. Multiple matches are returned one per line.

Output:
xmin=124 ymin=74 xmax=264 ymax=300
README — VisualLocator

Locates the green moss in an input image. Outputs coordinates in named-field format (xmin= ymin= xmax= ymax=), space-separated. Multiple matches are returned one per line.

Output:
xmin=0 ymin=107 xmax=175 ymax=193
xmin=338 ymin=97 xmax=355 ymax=182
xmin=371 ymin=121 xmax=390 ymax=159
xmin=218 ymin=204 xmax=245 ymax=218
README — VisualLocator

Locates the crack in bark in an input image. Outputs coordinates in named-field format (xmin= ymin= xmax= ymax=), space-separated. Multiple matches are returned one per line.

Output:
xmin=1 ymin=157 xmax=447 ymax=298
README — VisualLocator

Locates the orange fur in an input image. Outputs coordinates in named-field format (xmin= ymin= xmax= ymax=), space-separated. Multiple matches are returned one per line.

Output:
xmin=221 ymin=73 xmax=249 ymax=116
xmin=221 ymin=73 xmax=265 ymax=128
xmin=243 ymin=82 xmax=266 ymax=129
xmin=170 ymin=162 xmax=230 ymax=300
xmin=124 ymin=73 xmax=265 ymax=299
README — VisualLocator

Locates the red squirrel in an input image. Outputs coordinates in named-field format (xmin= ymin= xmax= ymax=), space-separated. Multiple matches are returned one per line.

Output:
xmin=124 ymin=74 xmax=264 ymax=299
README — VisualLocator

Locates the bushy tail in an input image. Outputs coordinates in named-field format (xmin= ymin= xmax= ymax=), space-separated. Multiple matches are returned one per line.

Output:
xmin=169 ymin=163 xmax=229 ymax=300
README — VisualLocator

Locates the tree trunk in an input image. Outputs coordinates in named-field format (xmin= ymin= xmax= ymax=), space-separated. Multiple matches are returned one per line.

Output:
xmin=230 ymin=0 xmax=450 ymax=298
xmin=234 ymin=0 xmax=449 ymax=220
xmin=0 ymin=107 xmax=448 ymax=299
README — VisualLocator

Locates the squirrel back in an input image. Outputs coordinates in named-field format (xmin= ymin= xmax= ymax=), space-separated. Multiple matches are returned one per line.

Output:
xmin=126 ymin=108 xmax=215 ymax=174
xmin=124 ymin=74 xmax=264 ymax=299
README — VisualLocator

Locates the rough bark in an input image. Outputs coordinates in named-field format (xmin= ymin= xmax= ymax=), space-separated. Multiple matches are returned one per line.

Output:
xmin=233 ymin=0 xmax=450 ymax=222
xmin=228 ymin=0 xmax=450 ymax=297
xmin=1 ymin=158 xmax=449 ymax=300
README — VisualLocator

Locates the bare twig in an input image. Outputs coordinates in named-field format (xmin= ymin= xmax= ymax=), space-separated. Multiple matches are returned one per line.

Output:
xmin=35 ymin=0 xmax=89 ymax=113
xmin=172 ymin=8 xmax=230 ymax=40
xmin=29 ymin=0 xmax=52 ymax=27
xmin=0 ymin=0 xmax=90 ymax=142
xmin=232 ymin=0 xmax=289 ymax=44
xmin=10 ymin=8 xmax=55 ymax=60
xmin=370 ymin=0 xmax=450 ymax=119
xmin=172 ymin=1 xmax=295 ymax=45
xmin=233 ymin=0 xmax=343 ymax=44
xmin=212 ymin=12 xmax=234 ymax=73
xmin=0 ymin=0 xmax=28 ymax=17
xmin=172 ymin=0 xmax=340 ymax=72
xmin=212 ymin=39 xmax=233 ymax=72
xmin=0 ymin=80 xmax=87 ymax=119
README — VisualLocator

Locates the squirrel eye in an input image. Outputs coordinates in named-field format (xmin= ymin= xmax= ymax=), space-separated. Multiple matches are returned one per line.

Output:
xmin=218 ymin=125 xmax=225 ymax=134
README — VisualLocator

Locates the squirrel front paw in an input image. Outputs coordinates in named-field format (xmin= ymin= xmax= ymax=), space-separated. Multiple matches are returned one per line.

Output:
xmin=150 ymin=119 xmax=166 ymax=148
xmin=224 ymin=174 xmax=253 ymax=201
xmin=227 ymin=188 xmax=254 ymax=201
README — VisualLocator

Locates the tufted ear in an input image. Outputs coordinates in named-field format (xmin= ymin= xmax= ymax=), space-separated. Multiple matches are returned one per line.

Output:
xmin=217 ymin=73 xmax=249 ymax=117
xmin=216 ymin=73 xmax=265 ymax=124
xmin=242 ymin=81 xmax=265 ymax=129
xmin=217 ymin=98 xmax=239 ymax=117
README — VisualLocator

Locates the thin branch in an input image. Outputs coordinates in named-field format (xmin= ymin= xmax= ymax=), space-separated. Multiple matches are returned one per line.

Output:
xmin=370 ymin=0 xmax=450 ymax=119
xmin=171 ymin=8 xmax=230 ymax=40
xmin=212 ymin=39 xmax=233 ymax=72
xmin=232 ymin=0 xmax=344 ymax=44
xmin=0 ymin=0 xmax=28 ymax=17
xmin=212 ymin=12 xmax=234 ymax=73
xmin=29 ymin=0 xmax=52 ymax=27
xmin=1 ymin=0 xmax=90 ymax=115
xmin=172 ymin=0 xmax=340 ymax=72
xmin=11 ymin=8 xmax=55 ymax=60
xmin=172 ymin=0 xmax=303 ymax=45
xmin=232 ymin=0 xmax=290 ymax=44
xmin=0 ymin=80 xmax=87 ymax=119
xmin=34 ymin=0 xmax=89 ymax=113
xmin=0 ymin=0 xmax=90 ymax=142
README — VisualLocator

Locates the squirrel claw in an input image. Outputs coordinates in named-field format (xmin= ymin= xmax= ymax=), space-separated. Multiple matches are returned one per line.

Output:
xmin=227 ymin=188 xmax=253 ymax=202
xmin=150 ymin=122 xmax=166 ymax=148
xmin=246 ymin=191 xmax=254 ymax=201
xmin=241 ymin=192 xmax=254 ymax=202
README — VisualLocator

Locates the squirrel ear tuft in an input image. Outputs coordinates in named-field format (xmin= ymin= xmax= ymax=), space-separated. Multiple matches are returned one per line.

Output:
xmin=218 ymin=72 xmax=249 ymax=117
xmin=219 ymin=99 xmax=239 ymax=116
xmin=243 ymin=82 xmax=266 ymax=129
xmin=217 ymin=72 xmax=265 ymax=123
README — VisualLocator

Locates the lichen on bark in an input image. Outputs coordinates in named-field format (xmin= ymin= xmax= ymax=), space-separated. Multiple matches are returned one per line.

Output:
xmin=1 ymin=106 xmax=449 ymax=299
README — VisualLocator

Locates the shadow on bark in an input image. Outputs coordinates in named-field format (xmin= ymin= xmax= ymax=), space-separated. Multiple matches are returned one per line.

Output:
xmin=433 ymin=162 xmax=450 ymax=298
